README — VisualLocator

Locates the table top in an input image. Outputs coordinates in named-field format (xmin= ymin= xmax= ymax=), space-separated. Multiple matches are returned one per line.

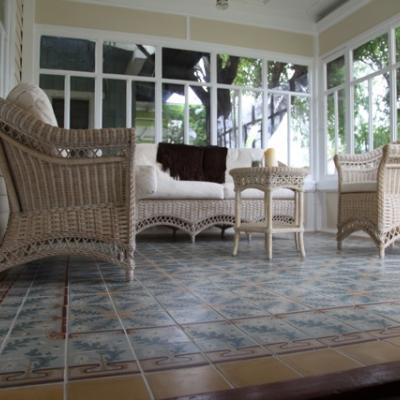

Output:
xmin=229 ymin=166 xmax=308 ymax=192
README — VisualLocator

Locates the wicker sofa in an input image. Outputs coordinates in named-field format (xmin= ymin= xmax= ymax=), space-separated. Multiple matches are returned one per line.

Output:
xmin=135 ymin=144 xmax=307 ymax=241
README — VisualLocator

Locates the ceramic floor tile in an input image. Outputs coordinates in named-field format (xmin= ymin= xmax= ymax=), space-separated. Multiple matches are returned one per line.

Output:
xmin=68 ymin=375 xmax=149 ymax=400
xmin=146 ymin=365 xmax=230 ymax=399
xmin=218 ymin=356 xmax=300 ymax=387
xmin=336 ymin=340 xmax=400 ymax=365
xmin=279 ymin=349 xmax=362 ymax=376
xmin=0 ymin=384 xmax=63 ymax=400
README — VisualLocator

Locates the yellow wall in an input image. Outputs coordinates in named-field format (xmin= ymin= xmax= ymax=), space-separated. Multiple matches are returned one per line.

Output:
xmin=191 ymin=18 xmax=314 ymax=57
xmin=35 ymin=0 xmax=314 ymax=57
xmin=319 ymin=0 xmax=400 ymax=55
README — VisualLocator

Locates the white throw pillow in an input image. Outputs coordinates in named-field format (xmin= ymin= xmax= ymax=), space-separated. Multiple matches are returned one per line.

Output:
xmin=136 ymin=165 xmax=157 ymax=199
xmin=7 ymin=83 xmax=58 ymax=126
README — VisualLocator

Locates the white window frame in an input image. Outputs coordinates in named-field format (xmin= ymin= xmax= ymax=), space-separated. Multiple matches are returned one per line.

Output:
xmin=34 ymin=24 xmax=314 ymax=173
xmin=321 ymin=15 xmax=400 ymax=180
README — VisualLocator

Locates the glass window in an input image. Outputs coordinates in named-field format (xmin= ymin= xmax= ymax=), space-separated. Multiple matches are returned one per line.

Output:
xmin=163 ymin=84 xmax=184 ymax=143
xmin=40 ymin=36 xmax=95 ymax=72
xmin=217 ymin=89 xmax=239 ymax=148
xmin=326 ymin=89 xmax=345 ymax=174
xmin=39 ymin=74 xmax=64 ymax=127
xmin=217 ymin=55 xmax=261 ymax=87
xmin=188 ymin=86 xmax=210 ymax=146
xmin=290 ymin=96 xmax=310 ymax=167
xmin=162 ymin=48 xmax=210 ymax=82
xmin=354 ymin=80 xmax=369 ymax=154
xmin=103 ymin=79 xmax=126 ymax=128
xmin=372 ymin=74 xmax=390 ymax=149
xmin=267 ymin=94 xmax=288 ymax=165
xmin=268 ymin=62 xmax=309 ymax=93
xmin=70 ymin=77 xmax=95 ymax=129
xmin=241 ymin=91 xmax=262 ymax=148
xmin=327 ymin=56 xmax=345 ymax=89
xmin=103 ymin=42 xmax=155 ymax=77
xmin=397 ymin=69 xmax=400 ymax=136
xmin=353 ymin=34 xmax=389 ymax=80
xmin=396 ymin=27 xmax=400 ymax=63
xmin=132 ymin=82 xmax=155 ymax=143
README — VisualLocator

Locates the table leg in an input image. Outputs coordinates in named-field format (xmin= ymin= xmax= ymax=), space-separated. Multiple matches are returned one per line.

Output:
xmin=299 ymin=191 xmax=305 ymax=258
xmin=233 ymin=190 xmax=241 ymax=256
xmin=265 ymin=189 xmax=272 ymax=260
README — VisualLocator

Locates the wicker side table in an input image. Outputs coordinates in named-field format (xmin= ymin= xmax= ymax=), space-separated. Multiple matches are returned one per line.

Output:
xmin=230 ymin=166 xmax=308 ymax=259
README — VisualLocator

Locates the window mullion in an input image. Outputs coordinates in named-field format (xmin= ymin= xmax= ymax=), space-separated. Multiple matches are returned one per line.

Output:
xmin=94 ymin=39 xmax=102 ymax=129
xmin=389 ymin=27 xmax=397 ymax=142
xmin=346 ymin=49 xmax=353 ymax=154
xmin=262 ymin=59 xmax=268 ymax=148
xmin=64 ymin=75 xmax=71 ymax=129
xmin=155 ymin=45 xmax=162 ymax=143
xmin=184 ymin=84 xmax=189 ymax=144
xmin=287 ymin=94 xmax=291 ymax=165
xmin=334 ymin=90 xmax=339 ymax=154
xmin=238 ymin=89 xmax=243 ymax=148
xmin=126 ymin=79 xmax=132 ymax=129
xmin=210 ymin=51 xmax=217 ymax=146
xmin=368 ymin=78 xmax=373 ymax=150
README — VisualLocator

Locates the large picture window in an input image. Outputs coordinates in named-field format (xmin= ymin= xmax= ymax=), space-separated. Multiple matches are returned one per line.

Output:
xmin=38 ymin=34 xmax=312 ymax=168
xmin=324 ymin=25 xmax=400 ymax=176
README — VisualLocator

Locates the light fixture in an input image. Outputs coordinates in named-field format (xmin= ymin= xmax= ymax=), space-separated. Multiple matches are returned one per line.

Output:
xmin=216 ymin=0 xmax=229 ymax=10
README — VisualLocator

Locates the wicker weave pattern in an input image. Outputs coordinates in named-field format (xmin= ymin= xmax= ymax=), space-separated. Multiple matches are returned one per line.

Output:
xmin=136 ymin=198 xmax=295 ymax=241
xmin=0 ymin=98 xmax=136 ymax=273
xmin=335 ymin=144 xmax=400 ymax=257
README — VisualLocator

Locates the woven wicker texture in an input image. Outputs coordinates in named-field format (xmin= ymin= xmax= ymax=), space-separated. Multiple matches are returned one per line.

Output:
xmin=334 ymin=144 xmax=400 ymax=258
xmin=0 ymin=98 xmax=136 ymax=273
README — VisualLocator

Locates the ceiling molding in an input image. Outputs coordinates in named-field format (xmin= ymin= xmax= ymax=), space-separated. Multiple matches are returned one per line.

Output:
xmin=316 ymin=0 xmax=371 ymax=33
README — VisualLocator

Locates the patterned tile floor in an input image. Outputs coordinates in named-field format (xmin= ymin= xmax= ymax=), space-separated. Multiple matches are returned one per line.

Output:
xmin=3 ymin=233 xmax=400 ymax=399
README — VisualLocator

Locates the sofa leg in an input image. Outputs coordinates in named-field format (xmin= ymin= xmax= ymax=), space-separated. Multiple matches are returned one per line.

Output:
xmin=337 ymin=240 xmax=342 ymax=251
xmin=191 ymin=234 xmax=196 ymax=244
xmin=172 ymin=227 xmax=178 ymax=240
xmin=125 ymin=264 xmax=135 ymax=282
xmin=379 ymin=245 xmax=385 ymax=259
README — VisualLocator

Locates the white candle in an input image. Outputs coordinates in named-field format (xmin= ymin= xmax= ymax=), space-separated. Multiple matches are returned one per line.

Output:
xmin=264 ymin=148 xmax=277 ymax=167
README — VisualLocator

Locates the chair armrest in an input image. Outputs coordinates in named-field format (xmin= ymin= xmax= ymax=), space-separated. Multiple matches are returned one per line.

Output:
xmin=334 ymin=148 xmax=382 ymax=187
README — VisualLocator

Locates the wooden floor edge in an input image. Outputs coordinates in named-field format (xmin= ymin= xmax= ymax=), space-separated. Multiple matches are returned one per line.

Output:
xmin=169 ymin=361 xmax=400 ymax=400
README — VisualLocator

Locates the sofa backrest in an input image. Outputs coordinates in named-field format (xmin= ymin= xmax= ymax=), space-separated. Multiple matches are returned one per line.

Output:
xmin=135 ymin=143 xmax=264 ymax=183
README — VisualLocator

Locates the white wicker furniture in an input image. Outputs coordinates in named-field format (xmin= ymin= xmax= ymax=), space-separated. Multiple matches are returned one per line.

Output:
xmin=0 ymin=98 xmax=136 ymax=274
xmin=230 ymin=166 xmax=307 ymax=259
xmin=334 ymin=144 xmax=400 ymax=258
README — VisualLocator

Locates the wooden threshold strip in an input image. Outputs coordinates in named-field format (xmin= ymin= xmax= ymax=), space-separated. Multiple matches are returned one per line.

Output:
xmin=170 ymin=361 xmax=400 ymax=400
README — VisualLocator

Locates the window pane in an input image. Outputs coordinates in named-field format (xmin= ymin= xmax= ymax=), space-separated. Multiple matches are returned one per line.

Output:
xmin=162 ymin=48 xmax=210 ymax=82
xmin=326 ymin=94 xmax=336 ymax=174
xmin=103 ymin=79 xmax=126 ymax=128
xmin=290 ymin=96 xmax=310 ymax=167
xmin=189 ymin=86 xmax=210 ymax=146
xmin=133 ymin=82 xmax=155 ymax=143
xmin=353 ymin=34 xmax=388 ymax=80
xmin=163 ymin=84 xmax=184 ymax=144
xmin=372 ymin=74 xmax=390 ymax=149
xmin=217 ymin=89 xmax=239 ymax=148
xmin=242 ymin=90 xmax=262 ymax=148
xmin=217 ymin=55 xmax=261 ymax=87
xmin=327 ymin=56 xmax=345 ymax=89
xmin=268 ymin=62 xmax=309 ymax=93
xmin=39 ymin=74 xmax=64 ymax=127
xmin=354 ymin=80 xmax=369 ymax=154
xmin=103 ymin=42 xmax=155 ymax=77
xmin=40 ymin=36 xmax=95 ymax=72
xmin=326 ymin=89 xmax=345 ymax=174
xmin=267 ymin=94 xmax=289 ymax=165
xmin=70 ymin=77 xmax=95 ymax=129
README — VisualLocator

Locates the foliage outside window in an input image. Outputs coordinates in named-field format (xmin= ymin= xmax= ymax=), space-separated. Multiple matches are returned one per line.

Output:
xmin=38 ymin=35 xmax=312 ymax=167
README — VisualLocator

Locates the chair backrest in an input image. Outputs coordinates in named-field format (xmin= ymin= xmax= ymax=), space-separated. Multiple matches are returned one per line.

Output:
xmin=0 ymin=98 xmax=133 ymax=213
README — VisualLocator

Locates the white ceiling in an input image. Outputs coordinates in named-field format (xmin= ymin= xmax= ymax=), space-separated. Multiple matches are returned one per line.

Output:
xmin=72 ymin=0 xmax=370 ymax=34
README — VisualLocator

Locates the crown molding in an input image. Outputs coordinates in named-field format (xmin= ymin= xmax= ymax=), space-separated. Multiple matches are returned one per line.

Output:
xmin=316 ymin=0 xmax=371 ymax=33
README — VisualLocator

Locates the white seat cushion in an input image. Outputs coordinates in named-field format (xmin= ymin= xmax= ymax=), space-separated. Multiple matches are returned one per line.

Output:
xmin=7 ymin=83 xmax=58 ymax=126
xmin=223 ymin=182 xmax=295 ymax=199
xmin=135 ymin=143 xmax=158 ymax=165
xmin=147 ymin=166 xmax=224 ymax=199
xmin=342 ymin=182 xmax=377 ymax=193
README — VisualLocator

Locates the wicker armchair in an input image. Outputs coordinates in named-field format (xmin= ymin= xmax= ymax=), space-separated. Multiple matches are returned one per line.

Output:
xmin=334 ymin=143 xmax=400 ymax=258
xmin=0 ymin=98 xmax=136 ymax=274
